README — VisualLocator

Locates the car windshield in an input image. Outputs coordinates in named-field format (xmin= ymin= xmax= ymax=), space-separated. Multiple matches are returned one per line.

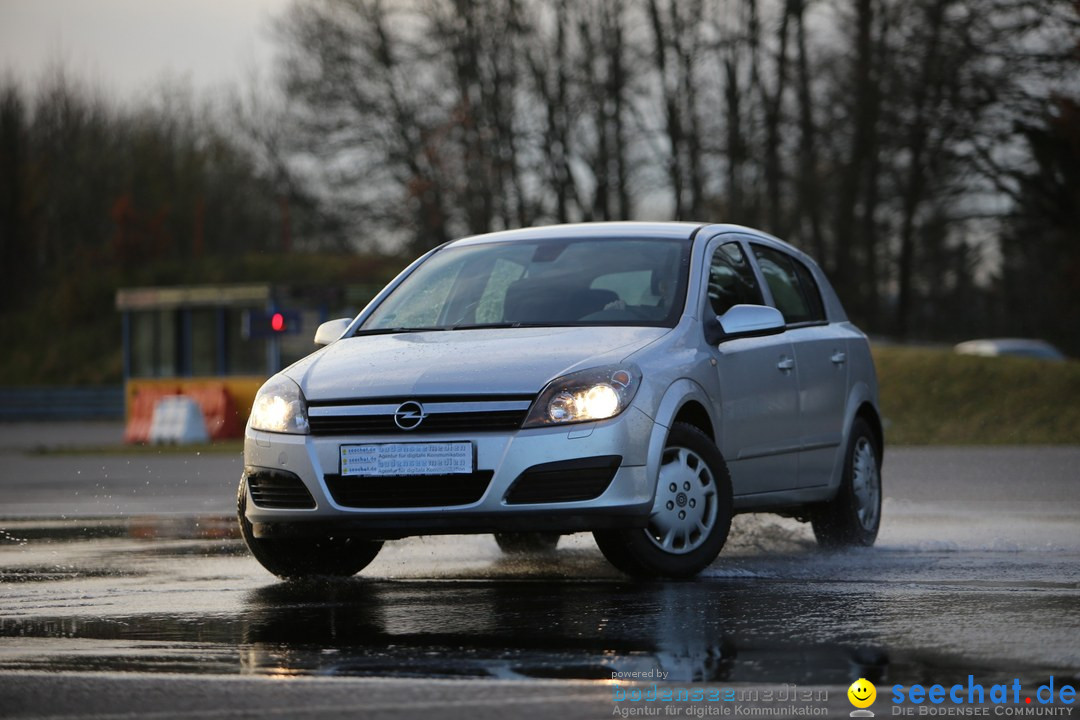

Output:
xmin=360 ymin=236 xmax=692 ymax=332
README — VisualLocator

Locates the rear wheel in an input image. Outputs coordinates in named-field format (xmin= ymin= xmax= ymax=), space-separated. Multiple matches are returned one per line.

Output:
xmin=493 ymin=532 xmax=561 ymax=554
xmin=594 ymin=423 xmax=733 ymax=578
xmin=237 ymin=479 xmax=382 ymax=579
xmin=811 ymin=417 xmax=882 ymax=547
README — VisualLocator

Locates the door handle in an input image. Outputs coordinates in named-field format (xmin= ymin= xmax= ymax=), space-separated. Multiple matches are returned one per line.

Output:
xmin=831 ymin=351 xmax=847 ymax=365
xmin=777 ymin=357 xmax=795 ymax=371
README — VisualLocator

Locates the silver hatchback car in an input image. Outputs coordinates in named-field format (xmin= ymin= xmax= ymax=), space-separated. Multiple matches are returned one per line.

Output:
xmin=240 ymin=222 xmax=883 ymax=579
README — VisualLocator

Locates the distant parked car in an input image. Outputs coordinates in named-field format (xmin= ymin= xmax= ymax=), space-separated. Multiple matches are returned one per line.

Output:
xmin=954 ymin=338 xmax=1066 ymax=362
xmin=238 ymin=222 xmax=883 ymax=579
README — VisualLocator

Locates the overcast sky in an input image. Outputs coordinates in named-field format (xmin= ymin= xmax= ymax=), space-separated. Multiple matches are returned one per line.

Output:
xmin=0 ymin=0 xmax=293 ymax=100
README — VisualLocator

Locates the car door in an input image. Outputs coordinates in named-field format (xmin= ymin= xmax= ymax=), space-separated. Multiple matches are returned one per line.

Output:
xmin=750 ymin=244 xmax=849 ymax=489
xmin=704 ymin=237 xmax=800 ymax=496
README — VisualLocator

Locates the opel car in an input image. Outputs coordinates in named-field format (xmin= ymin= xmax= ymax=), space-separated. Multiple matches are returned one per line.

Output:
xmin=239 ymin=222 xmax=883 ymax=579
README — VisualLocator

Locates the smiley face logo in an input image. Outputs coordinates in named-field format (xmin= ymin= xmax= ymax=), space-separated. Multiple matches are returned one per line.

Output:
xmin=848 ymin=678 xmax=877 ymax=709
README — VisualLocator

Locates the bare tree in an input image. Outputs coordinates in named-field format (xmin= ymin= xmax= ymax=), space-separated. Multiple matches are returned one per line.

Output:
xmin=265 ymin=0 xmax=1080 ymax=345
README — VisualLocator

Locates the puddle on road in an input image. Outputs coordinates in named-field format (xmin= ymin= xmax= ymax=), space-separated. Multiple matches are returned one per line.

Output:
xmin=0 ymin=515 xmax=238 ymax=544
xmin=0 ymin=577 xmax=1066 ymax=687
xmin=0 ymin=579 xmax=902 ymax=683
xmin=1 ymin=516 xmax=1078 ymax=686
xmin=0 ymin=566 xmax=142 ymax=583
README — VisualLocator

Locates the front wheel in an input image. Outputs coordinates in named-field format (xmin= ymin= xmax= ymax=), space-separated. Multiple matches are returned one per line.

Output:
xmin=811 ymin=417 xmax=882 ymax=547
xmin=594 ymin=423 xmax=733 ymax=578
xmin=237 ymin=479 xmax=382 ymax=580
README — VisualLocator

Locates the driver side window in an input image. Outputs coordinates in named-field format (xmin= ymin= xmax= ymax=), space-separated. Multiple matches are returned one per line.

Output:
xmin=708 ymin=242 xmax=763 ymax=316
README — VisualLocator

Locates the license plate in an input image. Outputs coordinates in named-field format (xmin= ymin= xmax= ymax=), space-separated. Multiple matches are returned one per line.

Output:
xmin=339 ymin=442 xmax=474 ymax=477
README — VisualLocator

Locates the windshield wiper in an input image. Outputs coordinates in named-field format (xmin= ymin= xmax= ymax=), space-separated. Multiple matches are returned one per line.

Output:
xmin=447 ymin=322 xmax=564 ymax=331
xmin=351 ymin=326 xmax=449 ymax=337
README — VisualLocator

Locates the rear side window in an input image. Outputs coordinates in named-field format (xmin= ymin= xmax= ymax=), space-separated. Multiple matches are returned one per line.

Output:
xmin=707 ymin=242 xmax=763 ymax=316
xmin=751 ymin=245 xmax=826 ymax=324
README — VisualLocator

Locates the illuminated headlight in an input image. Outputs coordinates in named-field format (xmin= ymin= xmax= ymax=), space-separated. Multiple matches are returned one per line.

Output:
xmin=249 ymin=375 xmax=309 ymax=434
xmin=523 ymin=365 xmax=642 ymax=428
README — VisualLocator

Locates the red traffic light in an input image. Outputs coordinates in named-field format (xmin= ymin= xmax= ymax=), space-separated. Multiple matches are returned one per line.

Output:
xmin=242 ymin=309 xmax=301 ymax=339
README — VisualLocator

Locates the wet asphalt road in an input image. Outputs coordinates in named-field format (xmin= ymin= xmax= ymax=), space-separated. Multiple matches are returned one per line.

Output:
xmin=0 ymin=424 xmax=1078 ymax=719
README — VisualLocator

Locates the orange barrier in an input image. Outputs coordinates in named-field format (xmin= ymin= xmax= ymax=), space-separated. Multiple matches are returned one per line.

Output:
xmin=123 ymin=385 xmax=180 ymax=443
xmin=185 ymin=385 xmax=241 ymax=440
xmin=124 ymin=377 xmax=264 ymax=444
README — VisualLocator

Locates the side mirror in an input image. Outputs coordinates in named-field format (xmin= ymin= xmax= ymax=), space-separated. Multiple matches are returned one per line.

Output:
xmin=707 ymin=304 xmax=786 ymax=344
xmin=314 ymin=318 xmax=353 ymax=346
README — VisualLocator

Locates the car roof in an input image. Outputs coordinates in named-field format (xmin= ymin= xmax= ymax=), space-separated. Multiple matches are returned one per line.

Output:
xmin=449 ymin=221 xmax=704 ymax=247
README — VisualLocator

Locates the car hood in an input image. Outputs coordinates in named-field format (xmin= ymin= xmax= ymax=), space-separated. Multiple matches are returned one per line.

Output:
xmin=291 ymin=326 xmax=669 ymax=400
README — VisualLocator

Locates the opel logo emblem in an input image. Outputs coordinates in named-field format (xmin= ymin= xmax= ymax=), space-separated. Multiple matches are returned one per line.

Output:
xmin=393 ymin=400 xmax=427 ymax=430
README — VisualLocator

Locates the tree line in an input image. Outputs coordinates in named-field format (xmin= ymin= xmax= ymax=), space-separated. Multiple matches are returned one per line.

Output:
xmin=1 ymin=0 xmax=1077 ymax=369
xmin=0 ymin=70 xmax=342 ymax=304
xmin=0 ymin=71 xmax=340 ymax=383
xmin=272 ymin=0 xmax=1079 ymax=350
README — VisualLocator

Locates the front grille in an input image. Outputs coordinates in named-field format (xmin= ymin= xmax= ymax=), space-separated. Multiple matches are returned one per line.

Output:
xmin=325 ymin=472 xmax=494 ymax=508
xmin=247 ymin=468 xmax=317 ymax=509
xmin=309 ymin=410 xmax=526 ymax=435
xmin=504 ymin=456 xmax=622 ymax=505
xmin=308 ymin=395 xmax=533 ymax=436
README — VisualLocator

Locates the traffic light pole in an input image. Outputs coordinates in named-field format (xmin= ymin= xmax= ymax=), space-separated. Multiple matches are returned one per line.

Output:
xmin=267 ymin=333 xmax=281 ymax=374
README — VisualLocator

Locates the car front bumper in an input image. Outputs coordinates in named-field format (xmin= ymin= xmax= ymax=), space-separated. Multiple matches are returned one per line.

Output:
xmin=241 ymin=407 xmax=658 ymax=540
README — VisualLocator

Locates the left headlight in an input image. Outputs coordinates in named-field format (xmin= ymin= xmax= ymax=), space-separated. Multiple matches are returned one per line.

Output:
xmin=522 ymin=365 xmax=642 ymax=428
xmin=249 ymin=375 xmax=309 ymax=434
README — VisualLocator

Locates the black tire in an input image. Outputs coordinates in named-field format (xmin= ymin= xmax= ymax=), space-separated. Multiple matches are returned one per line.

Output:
xmin=237 ymin=479 xmax=382 ymax=580
xmin=493 ymin=532 xmax=561 ymax=554
xmin=811 ymin=417 xmax=882 ymax=547
xmin=593 ymin=422 xmax=733 ymax=578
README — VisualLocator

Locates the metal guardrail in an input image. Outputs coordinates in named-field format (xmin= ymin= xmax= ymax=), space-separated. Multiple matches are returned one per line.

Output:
xmin=0 ymin=386 xmax=125 ymax=420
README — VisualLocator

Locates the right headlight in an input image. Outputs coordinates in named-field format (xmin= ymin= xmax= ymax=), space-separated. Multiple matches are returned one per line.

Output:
xmin=249 ymin=375 xmax=309 ymax=434
xmin=522 ymin=365 xmax=642 ymax=428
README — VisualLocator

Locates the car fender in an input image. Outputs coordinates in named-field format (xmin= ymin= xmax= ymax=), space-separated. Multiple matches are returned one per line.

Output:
xmin=826 ymin=379 xmax=880 ymax=495
xmin=642 ymin=378 xmax=721 ymax=502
